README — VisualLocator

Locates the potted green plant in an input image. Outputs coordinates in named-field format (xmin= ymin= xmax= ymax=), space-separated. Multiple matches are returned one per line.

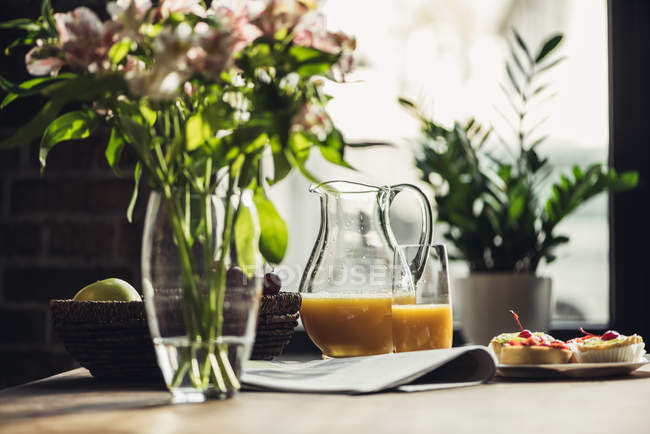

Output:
xmin=0 ymin=0 xmax=364 ymax=400
xmin=400 ymin=30 xmax=638 ymax=345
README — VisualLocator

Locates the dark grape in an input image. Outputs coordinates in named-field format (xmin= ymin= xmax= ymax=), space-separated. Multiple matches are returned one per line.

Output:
xmin=263 ymin=272 xmax=281 ymax=296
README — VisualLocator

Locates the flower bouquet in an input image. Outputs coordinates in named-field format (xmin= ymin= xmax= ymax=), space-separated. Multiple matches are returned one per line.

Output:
xmin=0 ymin=0 xmax=360 ymax=401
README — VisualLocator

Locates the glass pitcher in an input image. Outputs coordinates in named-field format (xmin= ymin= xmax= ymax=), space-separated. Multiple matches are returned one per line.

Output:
xmin=298 ymin=180 xmax=433 ymax=357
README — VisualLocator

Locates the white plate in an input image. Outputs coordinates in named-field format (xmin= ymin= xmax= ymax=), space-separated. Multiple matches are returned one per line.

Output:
xmin=497 ymin=358 xmax=649 ymax=379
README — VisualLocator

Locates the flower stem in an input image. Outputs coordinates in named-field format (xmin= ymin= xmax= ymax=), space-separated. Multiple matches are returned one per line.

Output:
xmin=161 ymin=167 xmax=242 ymax=394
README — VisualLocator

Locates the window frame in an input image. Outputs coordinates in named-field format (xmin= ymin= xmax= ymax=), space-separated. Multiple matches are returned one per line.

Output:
xmin=607 ymin=0 xmax=650 ymax=340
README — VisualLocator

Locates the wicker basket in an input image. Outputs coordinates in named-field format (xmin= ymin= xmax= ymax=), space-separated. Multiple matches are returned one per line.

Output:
xmin=49 ymin=300 xmax=162 ymax=381
xmin=251 ymin=292 xmax=302 ymax=360
xmin=50 ymin=292 xmax=302 ymax=378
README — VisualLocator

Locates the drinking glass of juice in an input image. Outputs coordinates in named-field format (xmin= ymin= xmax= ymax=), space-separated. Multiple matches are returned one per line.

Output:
xmin=392 ymin=244 xmax=453 ymax=352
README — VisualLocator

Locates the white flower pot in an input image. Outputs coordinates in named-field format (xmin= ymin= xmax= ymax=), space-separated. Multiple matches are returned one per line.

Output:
xmin=454 ymin=273 xmax=552 ymax=345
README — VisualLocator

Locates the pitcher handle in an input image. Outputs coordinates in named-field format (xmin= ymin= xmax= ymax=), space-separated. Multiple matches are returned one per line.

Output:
xmin=388 ymin=183 xmax=434 ymax=285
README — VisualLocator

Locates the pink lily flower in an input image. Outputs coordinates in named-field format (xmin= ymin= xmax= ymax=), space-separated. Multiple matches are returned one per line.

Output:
xmin=253 ymin=0 xmax=313 ymax=40
xmin=291 ymin=10 xmax=356 ymax=77
xmin=187 ymin=21 xmax=239 ymax=80
xmin=54 ymin=7 xmax=118 ymax=72
xmin=107 ymin=0 xmax=153 ymax=41
xmin=24 ymin=46 xmax=64 ymax=76
xmin=159 ymin=0 xmax=207 ymax=18
xmin=107 ymin=0 xmax=152 ymax=20
xmin=210 ymin=0 xmax=263 ymax=52
xmin=291 ymin=102 xmax=332 ymax=141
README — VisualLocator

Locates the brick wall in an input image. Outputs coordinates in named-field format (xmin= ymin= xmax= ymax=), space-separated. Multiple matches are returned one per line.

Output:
xmin=0 ymin=0 xmax=144 ymax=388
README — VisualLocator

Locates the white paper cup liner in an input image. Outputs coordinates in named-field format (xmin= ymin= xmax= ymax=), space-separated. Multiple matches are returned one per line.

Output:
xmin=574 ymin=342 xmax=646 ymax=363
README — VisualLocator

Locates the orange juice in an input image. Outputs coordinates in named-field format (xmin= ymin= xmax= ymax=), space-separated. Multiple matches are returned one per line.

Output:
xmin=300 ymin=294 xmax=393 ymax=357
xmin=392 ymin=304 xmax=453 ymax=352
xmin=393 ymin=294 xmax=416 ymax=305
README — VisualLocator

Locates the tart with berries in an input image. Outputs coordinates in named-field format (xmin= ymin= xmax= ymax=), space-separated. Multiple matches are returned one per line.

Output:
xmin=490 ymin=311 xmax=573 ymax=365
xmin=567 ymin=328 xmax=645 ymax=363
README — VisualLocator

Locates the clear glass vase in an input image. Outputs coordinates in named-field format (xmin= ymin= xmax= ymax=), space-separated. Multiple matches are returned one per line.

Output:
xmin=141 ymin=188 xmax=262 ymax=403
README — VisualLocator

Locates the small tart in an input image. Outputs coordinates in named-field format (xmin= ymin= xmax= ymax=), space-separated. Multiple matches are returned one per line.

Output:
xmin=490 ymin=332 xmax=554 ymax=359
xmin=568 ymin=334 xmax=645 ymax=363
xmin=490 ymin=332 xmax=572 ymax=365
xmin=569 ymin=334 xmax=643 ymax=351
xmin=500 ymin=345 xmax=573 ymax=365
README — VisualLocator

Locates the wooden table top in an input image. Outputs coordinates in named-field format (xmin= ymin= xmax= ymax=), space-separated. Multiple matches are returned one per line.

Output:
xmin=1 ymin=366 xmax=650 ymax=434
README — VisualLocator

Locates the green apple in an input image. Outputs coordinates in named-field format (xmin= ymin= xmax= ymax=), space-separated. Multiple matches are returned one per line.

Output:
xmin=73 ymin=278 xmax=142 ymax=302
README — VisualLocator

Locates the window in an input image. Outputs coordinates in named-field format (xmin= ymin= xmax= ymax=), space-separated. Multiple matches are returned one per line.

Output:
xmin=269 ymin=0 xmax=610 ymax=325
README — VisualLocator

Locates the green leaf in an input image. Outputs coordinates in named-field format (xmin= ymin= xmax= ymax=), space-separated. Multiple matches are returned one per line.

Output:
xmin=319 ymin=129 xmax=354 ymax=169
xmin=528 ymin=135 xmax=547 ymax=148
xmin=274 ymin=27 xmax=289 ymax=41
xmin=230 ymin=153 xmax=246 ymax=179
xmin=185 ymin=113 xmax=209 ymax=151
xmin=288 ymin=132 xmax=312 ymax=164
xmin=105 ymin=128 xmax=125 ymax=176
xmin=5 ymin=38 xmax=26 ymax=55
xmin=243 ymin=132 xmax=269 ymax=154
xmin=117 ymin=116 xmax=152 ymax=167
xmin=0 ymin=93 xmax=18 ymax=108
xmin=572 ymin=166 xmax=584 ymax=181
xmin=296 ymin=62 xmax=332 ymax=77
xmin=185 ymin=105 xmax=222 ymax=151
xmin=41 ymin=0 xmax=57 ymax=37
xmin=532 ymin=84 xmax=549 ymax=97
xmin=238 ymin=155 xmax=262 ymax=190
xmin=289 ymin=45 xmax=328 ymax=63
xmin=546 ymin=235 xmax=570 ymax=247
xmin=108 ymin=38 xmax=132 ymax=65
xmin=0 ymin=98 xmax=66 ymax=150
xmin=139 ymin=100 xmax=157 ymax=127
xmin=524 ymin=149 xmax=545 ymax=172
xmin=288 ymin=45 xmax=339 ymax=77
xmin=225 ymin=146 xmax=241 ymax=162
xmin=39 ymin=110 xmax=99 ymax=168
xmin=0 ymin=73 xmax=76 ymax=98
xmin=320 ymin=146 xmax=353 ymax=169
xmin=477 ymin=127 xmax=492 ymax=148
xmin=498 ymin=165 xmax=513 ymax=183
xmin=512 ymin=28 xmax=533 ymax=63
xmin=242 ymin=43 xmax=273 ymax=72
xmin=43 ymin=73 xmax=126 ymax=101
xmin=509 ymin=43 xmax=527 ymax=78
xmin=345 ymin=141 xmax=395 ymax=148
xmin=126 ymin=163 xmax=141 ymax=223
xmin=507 ymin=192 xmax=526 ymax=224
xmin=253 ymin=189 xmax=288 ymax=264
xmin=536 ymin=56 xmax=566 ymax=74
xmin=616 ymin=171 xmax=639 ymax=189
xmin=535 ymin=34 xmax=563 ymax=63
xmin=234 ymin=202 xmax=256 ymax=271
xmin=269 ymin=137 xmax=292 ymax=185
xmin=0 ymin=18 xmax=40 ymax=31
xmin=545 ymin=198 xmax=556 ymax=222
xmin=398 ymin=97 xmax=416 ymax=109
xmin=284 ymin=148 xmax=320 ymax=184
xmin=505 ymin=62 xmax=521 ymax=95
xmin=543 ymin=164 xmax=638 ymax=231
xmin=544 ymin=254 xmax=557 ymax=264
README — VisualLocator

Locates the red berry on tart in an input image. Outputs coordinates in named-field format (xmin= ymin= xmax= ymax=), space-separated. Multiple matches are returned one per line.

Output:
xmin=489 ymin=310 xmax=573 ymax=365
